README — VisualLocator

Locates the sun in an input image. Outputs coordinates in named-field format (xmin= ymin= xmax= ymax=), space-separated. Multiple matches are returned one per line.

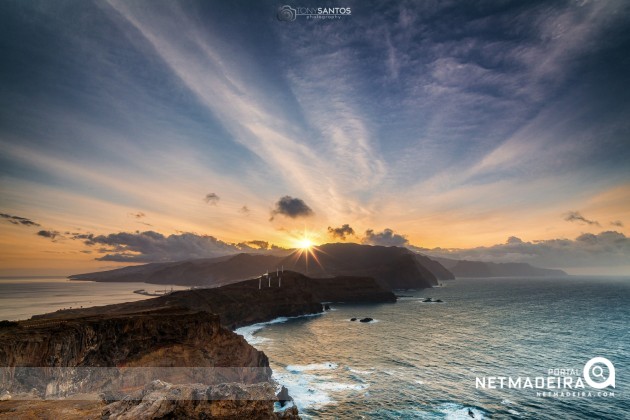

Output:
xmin=296 ymin=238 xmax=313 ymax=250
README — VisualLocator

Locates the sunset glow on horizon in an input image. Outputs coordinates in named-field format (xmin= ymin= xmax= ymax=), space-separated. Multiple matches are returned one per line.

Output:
xmin=1 ymin=1 xmax=629 ymax=276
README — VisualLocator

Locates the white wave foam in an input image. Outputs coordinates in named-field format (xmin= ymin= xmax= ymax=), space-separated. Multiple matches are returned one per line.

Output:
xmin=272 ymin=362 xmax=370 ymax=412
xmin=234 ymin=324 xmax=270 ymax=345
xmin=235 ymin=313 xmax=322 ymax=345
xmin=437 ymin=402 xmax=486 ymax=419
xmin=347 ymin=367 xmax=375 ymax=375
xmin=272 ymin=372 xmax=333 ymax=410
xmin=317 ymin=382 xmax=367 ymax=391
xmin=286 ymin=362 xmax=338 ymax=373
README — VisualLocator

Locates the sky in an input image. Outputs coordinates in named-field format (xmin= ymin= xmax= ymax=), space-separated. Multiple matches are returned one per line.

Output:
xmin=1 ymin=0 xmax=629 ymax=276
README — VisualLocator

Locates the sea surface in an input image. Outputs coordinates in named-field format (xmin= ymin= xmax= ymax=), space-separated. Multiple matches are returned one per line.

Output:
xmin=1 ymin=276 xmax=628 ymax=418
xmin=238 ymin=276 xmax=630 ymax=419
xmin=0 ymin=277 xmax=189 ymax=321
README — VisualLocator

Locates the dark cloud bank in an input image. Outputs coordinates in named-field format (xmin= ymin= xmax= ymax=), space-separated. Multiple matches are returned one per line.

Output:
xmin=76 ymin=231 xmax=283 ymax=263
xmin=419 ymin=231 xmax=630 ymax=269
xmin=64 ymin=225 xmax=630 ymax=270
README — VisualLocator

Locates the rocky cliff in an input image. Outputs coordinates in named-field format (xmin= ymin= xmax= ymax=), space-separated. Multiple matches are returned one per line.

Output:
xmin=102 ymin=380 xmax=299 ymax=419
xmin=1 ymin=309 xmax=270 ymax=392
xmin=0 ymin=309 xmax=297 ymax=418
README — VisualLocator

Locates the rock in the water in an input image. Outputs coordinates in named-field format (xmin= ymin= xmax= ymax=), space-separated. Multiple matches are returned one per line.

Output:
xmin=276 ymin=385 xmax=292 ymax=407
xmin=359 ymin=317 xmax=373 ymax=323
xmin=350 ymin=318 xmax=357 ymax=321
xmin=423 ymin=298 xmax=432 ymax=302
xmin=324 ymin=304 xmax=331 ymax=311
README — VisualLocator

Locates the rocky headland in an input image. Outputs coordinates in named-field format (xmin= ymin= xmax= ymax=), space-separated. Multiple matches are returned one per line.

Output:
xmin=0 ymin=271 xmax=396 ymax=418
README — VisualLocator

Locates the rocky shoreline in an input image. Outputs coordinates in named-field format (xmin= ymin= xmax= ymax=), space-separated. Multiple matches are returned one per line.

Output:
xmin=0 ymin=271 xmax=396 ymax=418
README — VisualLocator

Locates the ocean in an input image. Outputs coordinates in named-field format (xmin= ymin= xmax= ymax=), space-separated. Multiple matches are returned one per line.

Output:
xmin=1 ymin=276 xmax=627 ymax=418
xmin=238 ymin=276 xmax=629 ymax=419
xmin=0 ymin=277 xmax=190 ymax=321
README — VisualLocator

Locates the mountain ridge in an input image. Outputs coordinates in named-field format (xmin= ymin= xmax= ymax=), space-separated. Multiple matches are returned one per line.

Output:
xmin=433 ymin=257 xmax=568 ymax=277
xmin=70 ymin=243 xmax=452 ymax=289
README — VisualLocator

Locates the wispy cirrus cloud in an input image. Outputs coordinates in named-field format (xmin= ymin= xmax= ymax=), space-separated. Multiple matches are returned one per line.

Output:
xmin=106 ymin=0 xmax=386 ymax=222
xmin=1 ymin=1 xmax=629 ymax=275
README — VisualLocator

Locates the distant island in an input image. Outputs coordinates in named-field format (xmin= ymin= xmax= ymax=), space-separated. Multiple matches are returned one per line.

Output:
xmin=69 ymin=243 xmax=567 ymax=288
xmin=432 ymin=257 xmax=568 ymax=278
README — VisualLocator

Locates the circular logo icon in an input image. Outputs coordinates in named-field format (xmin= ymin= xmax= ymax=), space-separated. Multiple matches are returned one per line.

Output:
xmin=583 ymin=357 xmax=616 ymax=389
xmin=277 ymin=5 xmax=297 ymax=22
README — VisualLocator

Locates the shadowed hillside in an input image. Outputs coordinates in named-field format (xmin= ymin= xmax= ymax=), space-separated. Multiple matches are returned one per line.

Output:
xmin=280 ymin=243 xmax=446 ymax=289
xmin=70 ymin=244 xmax=453 ymax=290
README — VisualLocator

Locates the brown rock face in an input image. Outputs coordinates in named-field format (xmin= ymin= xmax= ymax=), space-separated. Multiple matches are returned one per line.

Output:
xmin=102 ymin=380 xmax=299 ymax=419
xmin=0 ymin=309 xmax=271 ymax=399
